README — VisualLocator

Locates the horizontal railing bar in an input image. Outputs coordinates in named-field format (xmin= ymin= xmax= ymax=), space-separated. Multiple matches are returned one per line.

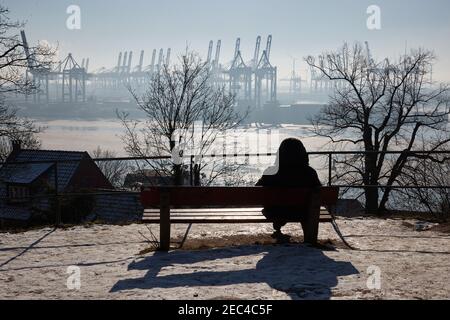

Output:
xmin=1 ymin=150 xmax=449 ymax=165
xmin=331 ymin=185 xmax=450 ymax=189
xmin=143 ymin=218 xmax=333 ymax=224
xmin=0 ymin=156 xmax=170 ymax=165
xmin=0 ymin=191 xmax=139 ymax=201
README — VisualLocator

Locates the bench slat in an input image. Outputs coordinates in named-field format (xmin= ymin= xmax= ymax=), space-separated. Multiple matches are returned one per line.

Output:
xmin=143 ymin=216 xmax=333 ymax=224
xmin=144 ymin=208 xmax=330 ymax=215
xmin=145 ymin=218 xmax=273 ymax=223
xmin=143 ymin=216 xmax=332 ymax=220
xmin=143 ymin=213 xmax=331 ymax=218
xmin=142 ymin=208 xmax=333 ymax=223
xmin=144 ymin=208 xmax=267 ymax=213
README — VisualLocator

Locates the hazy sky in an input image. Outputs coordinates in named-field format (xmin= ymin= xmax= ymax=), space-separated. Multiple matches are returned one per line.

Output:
xmin=4 ymin=0 xmax=450 ymax=81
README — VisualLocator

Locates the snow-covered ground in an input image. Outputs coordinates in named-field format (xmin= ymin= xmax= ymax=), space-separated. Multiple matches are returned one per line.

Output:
xmin=0 ymin=218 xmax=449 ymax=300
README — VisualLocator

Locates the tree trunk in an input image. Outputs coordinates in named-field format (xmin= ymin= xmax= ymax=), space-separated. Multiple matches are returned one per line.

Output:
xmin=365 ymin=186 xmax=379 ymax=215
xmin=193 ymin=164 xmax=201 ymax=186
xmin=173 ymin=164 xmax=183 ymax=185
xmin=363 ymin=136 xmax=381 ymax=214
xmin=378 ymin=187 xmax=391 ymax=213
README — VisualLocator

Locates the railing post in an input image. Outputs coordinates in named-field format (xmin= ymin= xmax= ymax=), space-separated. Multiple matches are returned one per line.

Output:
xmin=189 ymin=155 xmax=194 ymax=186
xmin=160 ymin=188 xmax=171 ymax=251
xmin=328 ymin=153 xmax=332 ymax=187
xmin=54 ymin=161 xmax=61 ymax=226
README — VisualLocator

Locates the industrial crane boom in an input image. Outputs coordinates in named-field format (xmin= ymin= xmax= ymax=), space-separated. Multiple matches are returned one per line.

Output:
xmin=20 ymin=30 xmax=35 ymax=69
xmin=266 ymin=35 xmax=272 ymax=60
xmin=122 ymin=51 xmax=128 ymax=73
xmin=138 ymin=50 xmax=144 ymax=72
xmin=127 ymin=51 xmax=133 ymax=73
xmin=253 ymin=36 xmax=261 ymax=69
xmin=150 ymin=49 xmax=156 ymax=72
xmin=116 ymin=52 xmax=123 ymax=73
xmin=157 ymin=49 xmax=164 ymax=71
xmin=214 ymin=40 xmax=221 ymax=69
xmin=234 ymin=38 xmax=240 ymax=59
xmin=207 ymin=40 xmax=213 ymax=63
xmin=165 ymin=48 xmax=171 ymax=66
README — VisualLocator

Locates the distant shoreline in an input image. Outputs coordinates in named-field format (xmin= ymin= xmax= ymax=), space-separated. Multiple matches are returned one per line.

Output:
xmin=14 ymin=100 xmax=327 ymax=125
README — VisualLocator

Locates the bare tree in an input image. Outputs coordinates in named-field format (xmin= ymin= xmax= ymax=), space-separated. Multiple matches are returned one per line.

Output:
xmin=400 ymin=159 xmax=450 ymax=217
xmin=0 ymin=127 xmax=41 ymax=161
xmin=396 ymin=134 xmax=449 ymax=217
xmin=91 ymin=146 xmax=131 ymax=188
xmin=306 ymin=43 xmax=450 ymax=214
xmin=0 ymin=5 xmax=54 ymax=159
xmin=118 ymin=51 xmax=246 ymax=185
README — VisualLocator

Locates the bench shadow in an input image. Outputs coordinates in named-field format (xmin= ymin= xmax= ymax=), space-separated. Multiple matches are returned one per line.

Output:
xmin=110 ymin=245 xmax=359 ymax=299
xmin=0 ymin=228 xmax=56 ymax=269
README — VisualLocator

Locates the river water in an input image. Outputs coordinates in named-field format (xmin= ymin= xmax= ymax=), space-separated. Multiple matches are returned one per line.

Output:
xmin=35 ymin=119 xmax=334 ymax=181
xmin=36 ymin=120 xmax=330 ymax=155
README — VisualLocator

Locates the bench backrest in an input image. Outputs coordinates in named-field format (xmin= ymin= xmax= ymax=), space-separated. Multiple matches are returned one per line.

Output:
xmin=140 ymin=186 xmax=339 ymax=208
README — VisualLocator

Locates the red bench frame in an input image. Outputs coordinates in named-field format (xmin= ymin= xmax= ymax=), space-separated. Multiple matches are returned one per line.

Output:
xmin=141 ymin=186 xmax=339 ymax=251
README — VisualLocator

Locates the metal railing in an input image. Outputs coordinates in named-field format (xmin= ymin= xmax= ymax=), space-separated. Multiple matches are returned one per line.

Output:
xmin=1 ymin=150 xmax=449 ymax=188
xmin=1 ymin=150 xmax=449 ymax=224
xmin=182 ymin=150 xmax=450 ymax=188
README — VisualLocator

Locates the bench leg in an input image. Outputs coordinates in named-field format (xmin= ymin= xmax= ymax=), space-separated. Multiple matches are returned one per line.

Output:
xmin=160 ymin=191 xmax=171 ymax=251
xmin=302 ymin=190 xmax=320 ymax=245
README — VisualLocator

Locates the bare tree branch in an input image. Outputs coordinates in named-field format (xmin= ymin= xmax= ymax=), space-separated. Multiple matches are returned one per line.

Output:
xmin=306 ymin=42 xmax=450 ymax=214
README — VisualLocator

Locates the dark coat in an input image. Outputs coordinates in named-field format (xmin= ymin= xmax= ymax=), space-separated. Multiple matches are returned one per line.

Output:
xmin=256 ymin=138 xmax=321 ymax=221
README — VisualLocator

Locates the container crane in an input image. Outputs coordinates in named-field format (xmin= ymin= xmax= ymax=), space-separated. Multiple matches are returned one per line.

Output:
xmin=116 ymin=52 xmax=123 ymax=73
xmin=157 ymin=49 xmax=164 ymax=71
xmin=127 ymin=51 xmax=133 ymax=74
xmin=265 ymin=35 xmax=272 ymax=60
xmin=165 ymin=48 xmax=171 ymax=67
xmin=253 ymin=36 xmax=261 ymax=70
xmin=234 ymin=38 xmax=241 ymax=59
xmin=213 ymin=40 xmax=221 ymax=69
xmin=206 ymin=40 xmax=213 ymax=64
xmin=137 ymin=50 xmax=145 ymax=72
xmin=149 ymin=49 xmax=156 ymax=73
xmin=122 ymin=51 xmax=128 ymax=73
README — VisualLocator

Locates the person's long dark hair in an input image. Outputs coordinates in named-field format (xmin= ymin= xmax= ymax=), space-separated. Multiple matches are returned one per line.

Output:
xmin=275 ymin=138 xmax=309 ymax=174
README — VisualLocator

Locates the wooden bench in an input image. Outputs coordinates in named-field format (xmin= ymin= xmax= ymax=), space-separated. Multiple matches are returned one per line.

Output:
xmin=141 ymin=186 xmax=339 ymax=251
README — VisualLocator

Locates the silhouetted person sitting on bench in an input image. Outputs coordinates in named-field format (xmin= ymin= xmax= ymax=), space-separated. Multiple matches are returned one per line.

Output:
xmin=256 ymin=138 xmax=322 ymax=238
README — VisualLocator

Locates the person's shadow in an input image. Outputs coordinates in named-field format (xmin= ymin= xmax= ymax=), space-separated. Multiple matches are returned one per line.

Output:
xmin=111 ymin=244 xmax=358 ymax=299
